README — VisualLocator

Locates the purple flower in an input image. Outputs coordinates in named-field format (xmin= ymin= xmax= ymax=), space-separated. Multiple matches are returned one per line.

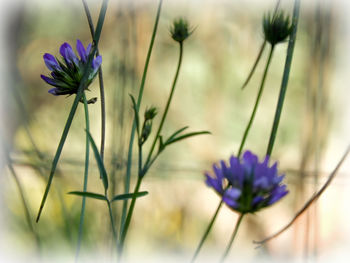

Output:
xmin=205 ymin=150 xmax=288 ymax=213
xmin=41 ymin=39 xmax=102 ymax=96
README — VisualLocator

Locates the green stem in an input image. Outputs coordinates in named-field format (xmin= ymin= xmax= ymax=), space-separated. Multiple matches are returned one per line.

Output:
xmin=36 ymin=0 xmax=109 ymax=222
xmin=241 ymin=41 xmax=266 ymax=90
xmin=107 ymin=200 xmax=118 ymax=250
xmin=191 ymin=201 xmax=223 ymax=263
xmin=120 ymin=0 xmax=163 ymax=236
xmin=266 ymin=0 xmax=300 ymax=156
xmin=219 ymin=213 xmax=245 ymax=263
xmin=238 ymin=45 xmax=275 ymax=157
xmin=145 ymin=42 xmax=184 ymax=167
xmin=118 ymin=176 xmax=143 ymax=258
xmin=82 ymin=0 xmax=106 ymax=161
xmin=75 ymin=92 xmax=90 ymax=262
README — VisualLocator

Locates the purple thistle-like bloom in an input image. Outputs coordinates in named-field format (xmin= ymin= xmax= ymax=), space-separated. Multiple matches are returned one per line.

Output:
xmin=41 ymin=39 xmax=102 ymax=96
xmin=205 ymin=150 xmax=288 ymax=213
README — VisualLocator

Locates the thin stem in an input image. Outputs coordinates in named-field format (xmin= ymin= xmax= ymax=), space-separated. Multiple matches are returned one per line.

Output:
xmin=75 ymin=92 xmax=90 ymax=262
xmin=238 ymin=45 xmax=275 ymax=157
xmin=266 ymin=0 xmax=300 ymax=156
xmin=82 ymin=0 xmax=106 ymax=161
xmin=118 ymin=176 xmax=143 ymax=258
xmin=120 ymin=0 xmax=163 ymax=236
xmin=219 ymin=213 xmax=245 ymax=263
xmin=107 ymin=200 xmax=118 ymax=250
xmin=145 ymin=42 xmax=184 ymax=167
xmin=191 ymin=201 xmax=224 ymax=263
xmin=240 ymin=0 xmax=281 ymax=90
xmin=36 ymin=0 xmax=109 ymax=222
xmin=255 ymin=144 xmax=350 ymax=245
xmin=241 ymin=41 xmax=266 ymax=90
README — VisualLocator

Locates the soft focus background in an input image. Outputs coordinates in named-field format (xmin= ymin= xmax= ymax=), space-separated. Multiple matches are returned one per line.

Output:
xmin=1 ymin=0 xmax=350 ymax=262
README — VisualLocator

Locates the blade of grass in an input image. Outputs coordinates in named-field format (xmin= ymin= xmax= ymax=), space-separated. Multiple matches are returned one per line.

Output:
xmin=68 ymin=191 xmax=107 ymax=201
xmin=82 ymin=0 xmax=106 ymax=161
xmin=86 ymin=130 xmax=108 ymax=192
xmin=266 ymin=0 xmax=300 ymax=156
xmin=111 ymin=191 xmax=148 ymax=202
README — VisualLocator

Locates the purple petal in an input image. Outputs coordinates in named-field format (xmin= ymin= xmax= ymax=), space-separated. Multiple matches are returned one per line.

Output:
xmin=268 ymin=185 xmax=288 ymax=205
xmin=222 ymin=188 xmax=241 ymax=209
xmin=48 ymin=88 xmax=59 ymax=96
xmin=205 ymin=173 xmax=223 ymax=193
xmin=43 ymin=53 xmax=61 ymax=71
xmin=59 ymin=42 xmax=78 ymax=65
xmin=252 ymin=196 xmax=264 ymax=207
xmin=213 ymin=164 xmax=223 ymax=181
xmin=41 ymin=74 xmax=57 ymax=86
xmin=224 ymin=188 xmax=241 ymax=200
xmin=76 ymin=39 xmax=87 ymax=63
xmin=86 ymin=43 xmax=92 ymax=55
xmin=223 ymin=197 xmax=239 ymax=209
xmin=92 ymin=55 xmax=102 ymax=71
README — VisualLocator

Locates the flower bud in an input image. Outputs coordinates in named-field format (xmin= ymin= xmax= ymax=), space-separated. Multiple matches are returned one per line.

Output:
xmin=170 ymin=18 xmax=192 ymax=43
xmin=140 ymin=121 xmax=152 ymax=145
xmin=263 ymin=11 xmax=293 ymax=46
xmin=144 ymin=106 xmax=157 ymax=121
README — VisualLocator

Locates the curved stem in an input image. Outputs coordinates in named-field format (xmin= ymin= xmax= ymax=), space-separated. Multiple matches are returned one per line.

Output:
xmin=238 ymin=45 xmax=275 ymax=157
xmin=241 ymin=41 xmax=266 ymax=90
xmin=219 ymin=213 xmax=245 ymax=263
xmin=75 ymin=92 xmax=90 ymax=262
xmin=120 ymin=0 xmax=163 ymax=236
xmin=145 ymin=42 xmax=184 ymax=167
xmin=82 ymin=0 xmax=106 ymax=161
xmin=191 ymin=201 xmax=223 ymax=263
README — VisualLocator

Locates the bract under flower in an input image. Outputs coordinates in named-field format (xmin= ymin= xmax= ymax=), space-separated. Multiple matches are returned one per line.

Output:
xmin=41 ymin=39 xmax=102 ymax=96
xmin=205 ymin=150 xmax=288 ymax=213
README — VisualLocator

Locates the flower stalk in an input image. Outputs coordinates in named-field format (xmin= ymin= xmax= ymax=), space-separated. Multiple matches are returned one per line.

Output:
xmin=219 ymin=213 xmax=245 ymax=263
xmin=75 ymin=92 xmax=90 ymax=261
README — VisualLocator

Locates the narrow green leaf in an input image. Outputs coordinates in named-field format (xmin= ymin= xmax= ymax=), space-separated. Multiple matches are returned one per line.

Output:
xmin=129 ymin=94 xmax=140 ymax=136
xmin=111 ymin=191 xmax=148 ymax=202
xmin=86 ymin=131 xmax=108 ymax=191
xmin=166 ymin=131 xmax=211 ymax=146
xmin=68 ymin=191 xmax=107 ymax=201
xmin=165 ymin=126 xmax=189 ymax=144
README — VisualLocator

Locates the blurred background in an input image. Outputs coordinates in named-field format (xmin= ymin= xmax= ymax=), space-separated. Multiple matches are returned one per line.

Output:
xmin=1 ymin=0 xmax=350 ymax=262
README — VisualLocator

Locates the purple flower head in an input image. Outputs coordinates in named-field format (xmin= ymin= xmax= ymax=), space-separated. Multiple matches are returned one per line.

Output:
xmin=205 ymin=150 xmax=288 ymax=213
xmin=41 ymin=39 xmax=102 ymax=97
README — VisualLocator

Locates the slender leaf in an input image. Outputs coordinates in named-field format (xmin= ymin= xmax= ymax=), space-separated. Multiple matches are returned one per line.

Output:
xmin=165 ymin=126 xmax=188 ymax=144
xmin=129 ymin=94 xmax=140 ymax=136
xmin=68 ymin=191 xmax=107 ymax=201
xmin=111 ymin=191 xmax=149 ymax=202
xmin=166 ymin=131 xmax=211 ymax=146
xmin=86 ymin=131 xmax=108 ymax=191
